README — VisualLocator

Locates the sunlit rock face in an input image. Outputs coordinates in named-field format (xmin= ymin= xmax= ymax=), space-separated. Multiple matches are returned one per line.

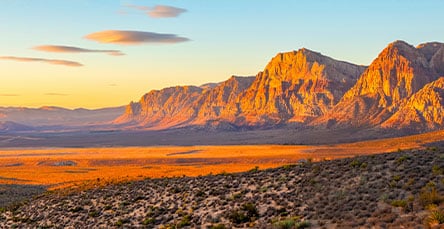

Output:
xmin=382 ymin=77 xmax=444 ymax=130
xmin=115 ymin=41 xmax=444 ymax=131
xmin=234 ymin=49 xmax=365 ymax=125
xmin=315 ymin=41 xmax=444 ymax=127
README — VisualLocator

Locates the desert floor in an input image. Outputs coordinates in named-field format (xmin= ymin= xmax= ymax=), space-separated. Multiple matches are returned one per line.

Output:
xmin=1 ymin=129 xmax=443 ymax=190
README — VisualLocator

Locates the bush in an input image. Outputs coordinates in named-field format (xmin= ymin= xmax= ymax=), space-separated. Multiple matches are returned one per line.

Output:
xmin=390 ymin=199 xmax=407 ymax=208
xmin=177 ymin=215 xmax=192 ymax=228
xmin=210 ymin=224 xmax=226 ymax=229
xmin=227 ymin=203 xmax=259 ymax=224
xmin=425 ymin=207 xmax=444 ymax=226
xmin=419 ymin=183 xmax=443 ymax=207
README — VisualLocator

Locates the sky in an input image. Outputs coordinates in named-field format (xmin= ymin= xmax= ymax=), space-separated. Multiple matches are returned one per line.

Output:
xmin=1 ymin=0 xmax=443 ymax=109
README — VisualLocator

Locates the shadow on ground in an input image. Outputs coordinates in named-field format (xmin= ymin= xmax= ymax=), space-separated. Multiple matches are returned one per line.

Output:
xmin=0 ymin=184 xmax=46 ymax=208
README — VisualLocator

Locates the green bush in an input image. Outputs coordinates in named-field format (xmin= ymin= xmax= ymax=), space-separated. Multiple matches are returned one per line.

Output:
xmin=390 ymin=199 xmax=407 ymax=208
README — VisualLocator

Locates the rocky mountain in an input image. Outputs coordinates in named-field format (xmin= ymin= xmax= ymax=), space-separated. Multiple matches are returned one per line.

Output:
xmin=314 ymin=41 xmax=444 ymax=128
xmin=116 ymin=49 xmax=365 ymax=129
xmin=234 ymin=49 xmax=366 ymax=125
xmin=114 ymin=76 xmax=255 ymax=129
xmin=0 ymin=121 xmax=33 ymax=132
xmin=381 ymin=77 xmax=444 ymax=130
xmin=114 ymin=40 xmax=444 ymax=132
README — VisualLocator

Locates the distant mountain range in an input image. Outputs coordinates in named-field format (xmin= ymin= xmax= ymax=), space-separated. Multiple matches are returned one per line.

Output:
xmin=2 ymin=40 xmax=443 ymax=135
xmin=0 ymin=106 xmax=124 ymax=129
xmin=115 ymin=40 xmax=444 ymax=132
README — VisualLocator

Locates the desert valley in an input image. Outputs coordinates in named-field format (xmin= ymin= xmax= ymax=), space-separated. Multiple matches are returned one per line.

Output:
xmin=1 ymin=1 xmax=444 ymax=228
xmin=0 ymin=40 xmax=443 ymax=228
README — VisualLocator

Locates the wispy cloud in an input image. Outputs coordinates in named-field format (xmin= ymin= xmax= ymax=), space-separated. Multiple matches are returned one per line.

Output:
xmin=0 ymin=56 xmax=82 ymax=67
xmin=44 ymin=93 xmax=69 ymax=96
xmin=84 ymin=30 xmax=189 ymax=45
xmin=126 ymin=4 xmax=187 ymax=18
xmin=0 ymin=94 xmax=20 ymax=97
xmin=33 ymin=45 xmax=124 ymax=56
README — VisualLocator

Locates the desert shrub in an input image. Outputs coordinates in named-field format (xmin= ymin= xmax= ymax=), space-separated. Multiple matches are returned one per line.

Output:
xmin=115 ymin=218 xmax=130 ymax=226
xmin=177 ymin=215 xmax=191 ymax=228
xmin=273 ymin=218 xmax=296 ymax=229
xmin=142 ymin=217 xmax=155 ymax=225
xmin=249 ymin=166 xmax=259 ymax=173
xmin=88 ymin=210 xmax=100 ymax=217
xmin=283 ymin=164 xmax=297 ymax=170
xmin=227 ymin=203 xmax=259 ymax=224
xmin=228 ymin=210 xmax=248 ymax=224
xmin=210 ymin=224 xmax=226 ymax=229
xmin=350 ymin=159 xmax=362 ymax=168
xmin=419 ymin=182 xmax=443 ymax=207
xmin=432 ymin=165 xmax=443 ymax=175
xmin=392 ymin=175 xmax=401 ymax=182
xmin=390 ymin=199 xmax=407 ymax=208
xmin=242 ymin=203 xmax=259 ymax=219
xmin=396 ymin=155 xmax=409 ymax=164
xmin=425 ymin=206 xmax=444 ymax=226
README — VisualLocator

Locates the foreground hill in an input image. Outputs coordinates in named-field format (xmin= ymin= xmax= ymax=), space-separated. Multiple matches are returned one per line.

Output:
xmin=1 ymin=149 xmax=442 ymax=228
xmin=115 ymin=40 xmax=444 ymax=134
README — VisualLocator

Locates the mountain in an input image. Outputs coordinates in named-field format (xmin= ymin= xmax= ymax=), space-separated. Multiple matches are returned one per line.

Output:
xmin=381 ymin=77 xmax=444 ymax=130
xmin=234 ymin=49 xmax=366 ymax=125
xmin=115 ymin=49 xmax=365 ymax=129
xmin=0 ymin=106 xmax=125 ymax=127
xmin=114 ymin=76 xmax=255 ymax=129
xmin=0 ymin=121 xmax=33 ymax=132
xmin=314 ymin=40 xmax=444 ymax=128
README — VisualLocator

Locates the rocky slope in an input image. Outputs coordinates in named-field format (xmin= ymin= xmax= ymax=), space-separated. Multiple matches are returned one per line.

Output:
xmin=381 ymin=77 xmax=444 ymax=130
xmin=116 ymin=48 xmax=365 ymax=128
xmin=315 ymin=41 xmax=444 ymax=128
xmin=1 ymin=149 xmax=443 ymax=228
xmin=234 ymin=49 xmax=366 ymax=126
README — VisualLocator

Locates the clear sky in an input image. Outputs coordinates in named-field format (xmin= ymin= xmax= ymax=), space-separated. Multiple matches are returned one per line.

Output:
xmin=1 ymin=0 xmax=443 ymax=109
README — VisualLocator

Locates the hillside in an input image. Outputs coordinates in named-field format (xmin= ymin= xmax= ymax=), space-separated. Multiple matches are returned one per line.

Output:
xmin=1 ymin=149 xmax=442 ymax=228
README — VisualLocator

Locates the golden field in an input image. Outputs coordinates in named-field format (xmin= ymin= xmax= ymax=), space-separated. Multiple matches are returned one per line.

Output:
xmin=1 ymin=130 xmax=443 ymax=190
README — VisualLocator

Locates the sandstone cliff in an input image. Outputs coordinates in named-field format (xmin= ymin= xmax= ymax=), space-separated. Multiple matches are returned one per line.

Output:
xmin=115 ymin=41 xmax=444 ymax=132
xmin=235 ymin=49 xmax=366 ymax=125
xmin=381 ymin=77 xmax=444 ymax=130
xmin=315 ymin=40 xmax=444 ymax=127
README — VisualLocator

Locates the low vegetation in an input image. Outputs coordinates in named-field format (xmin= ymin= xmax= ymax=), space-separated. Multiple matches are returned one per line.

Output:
xmin=0 ymin=148 xmax=443 ymax=228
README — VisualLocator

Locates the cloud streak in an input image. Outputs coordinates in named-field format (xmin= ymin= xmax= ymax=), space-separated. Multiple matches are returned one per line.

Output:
xmin=84 ymin=30 xmax=189 ymax=45
xmin=33 ymin=45 xmax=124 ymax=56
xmin=126 ymin=4 xmax=187 ymax=18
xmin=0 ymin=56 xmax=82 ymax=67
xmin=44 ymin=93 xmax=69 ymax=96
xmin=0 ymin=94 xmax=20 ymax=97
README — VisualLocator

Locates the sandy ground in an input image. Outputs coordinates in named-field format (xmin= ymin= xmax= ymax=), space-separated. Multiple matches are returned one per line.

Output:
xmin=1 ymin=129 xmax=443 ymax=189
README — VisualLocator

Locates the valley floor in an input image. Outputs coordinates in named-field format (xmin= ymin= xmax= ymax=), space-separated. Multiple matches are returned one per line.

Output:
xmin=0 ymin=149 xmax=443 ymax=228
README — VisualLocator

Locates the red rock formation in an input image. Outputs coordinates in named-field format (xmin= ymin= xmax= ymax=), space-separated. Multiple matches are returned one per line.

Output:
xmin=315 ymin=40 xmax=443 ymax=127
xmin=234 ymin=49 xmax=365 ymax=125
xmin=382 ymin=77 xmax=444 ymax=130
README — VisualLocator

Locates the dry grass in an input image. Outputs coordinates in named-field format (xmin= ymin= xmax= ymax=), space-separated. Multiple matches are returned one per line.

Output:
xmin=0 ymin=130 xmax=443 ymax=190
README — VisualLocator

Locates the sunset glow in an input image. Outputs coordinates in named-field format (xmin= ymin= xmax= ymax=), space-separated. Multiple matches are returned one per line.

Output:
xmin=1 ymin=0 xmax=443 ymax=109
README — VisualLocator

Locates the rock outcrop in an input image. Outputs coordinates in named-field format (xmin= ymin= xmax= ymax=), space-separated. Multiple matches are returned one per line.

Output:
xmin=381 ymin=77 xmax=444 ymax=130
xmin=115 ymin=41 xmax=444 ymax=132
xmin=315 ymin=40 xmax=444 ymax=127
xmin=235 ymin=49 xmax=365 ymax=125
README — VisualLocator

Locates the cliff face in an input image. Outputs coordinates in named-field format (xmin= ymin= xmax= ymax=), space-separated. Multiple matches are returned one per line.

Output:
xmin=315 ymin=41 xmax=444 ymax=127
xmin=114 ymin=77 xmax=255 ymax=129
xmin=381 ymin=77 xmax=444 ymax=130
xmin=115 ymin=41 xmax=444 ymax=132
xmin=234 ymin=49 xmax=366 ymax=125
